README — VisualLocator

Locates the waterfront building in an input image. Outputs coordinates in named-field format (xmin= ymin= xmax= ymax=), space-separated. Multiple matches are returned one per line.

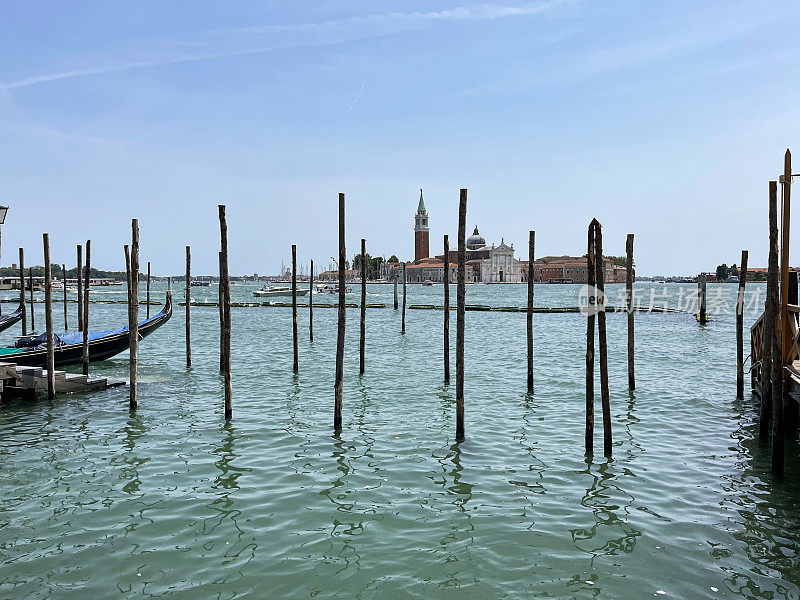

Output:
xmin=521 ymin=256 xmax=626 ymax=283
xmin=393 ymin=196 xmax=527 ymax=282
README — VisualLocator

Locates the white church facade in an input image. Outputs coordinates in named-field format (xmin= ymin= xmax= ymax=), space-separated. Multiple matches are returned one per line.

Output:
xmin=478 ymin=239 xmax=522 ymax=283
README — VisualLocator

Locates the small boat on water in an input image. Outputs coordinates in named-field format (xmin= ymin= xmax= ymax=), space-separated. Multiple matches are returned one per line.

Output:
xmin=316 ymin=284 xmax=352 ymax=294
xmin=253 ymin=286 xmax=309 ymax=298
xmin=422 ymin=280 xmax=434 ymax=286
xmin=0 ymin=301 xmax=25 ymax=333
xmin=0 ymin=294 xmax=172 ymax=367
xmin=190 ymin=280 xmax=210 ymax=287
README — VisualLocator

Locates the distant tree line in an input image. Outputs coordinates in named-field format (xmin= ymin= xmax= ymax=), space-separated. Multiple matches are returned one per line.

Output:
xmin=351 ymin=253 xmax=386 ymax=279
xmin=715 ymin=263 xmax=765 ymax=282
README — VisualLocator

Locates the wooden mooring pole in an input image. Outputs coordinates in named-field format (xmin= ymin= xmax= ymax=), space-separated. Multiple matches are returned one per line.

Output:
xmin=82 ymin=240 xmax=90 ymax=375
xmin=77 ymin=245 xmax=83 ymax=332
xmin=129 ymin=219 xmax=139 ymax=410
xmin=29 ymin=267 xmax=35 ymax=332
xmin=401 ymin=263 xmax=407 ymax=334
xmin=146 ymin=261 xmax=151 ymax=319
xmin=770 ymin=243 xmax=784 ymax=473
xmin=527 ymin=230 xmax=535 ymax=392
xmin=585 ymin=222 xmax=596 ymax=454
xmin=443 ymin=234 xmax=450 ymax=383
xmin=43 ymin=234 xmax=55 ymax=400
xmin=761 ymin=182 xmax=778 ymax=441
xmin=219 ymin=251 xmax=224 ymax=372
xmin=62 ymin=264 xmax=68 ymax=331
xmin=698 ymin=273 xmax=708 ymax=324
xmin=292 ymin=244 xmax=299 ymax=373
xmin=456 ymin=188 xmax=467 ymax=441
xmin=219 ymin=205 xmax=232 ymax=420
xmin=394 ymin=277 xmax=398 ymax=310
xmin=186 ymin=246 xmax=191 ymax=368
xmin=309 ymin=259 xmax=314 ymax=342
xmin=360 ymin=238 xmax=366 ymax=375
xmin=626 ymin=234 xmax=635 ymax=390
xmin=334 ymin=193 xmax=346 ymax=431
xmin=780 ymin=149 xmax=793 ymax=379
xmin=736 ymin=250 xmax=748 ymax=399
xmin=593 ymin=219 xmax=612 ymax=456
xmin=19 ymin=248 xmax=26 ymax=336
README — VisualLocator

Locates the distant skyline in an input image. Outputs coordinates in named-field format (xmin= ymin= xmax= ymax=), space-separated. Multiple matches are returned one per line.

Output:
xmin=1 ymin=1 xmax=799 ymax=276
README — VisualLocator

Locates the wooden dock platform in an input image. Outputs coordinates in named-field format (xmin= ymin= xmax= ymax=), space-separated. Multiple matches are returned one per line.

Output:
xmin=0 ymin=362 xmax=124 ymax=401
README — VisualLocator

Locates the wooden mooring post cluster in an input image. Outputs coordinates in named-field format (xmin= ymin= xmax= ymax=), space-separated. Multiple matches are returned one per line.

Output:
xmin=749 ymin=149 xmax=797 ymax=474
xmin=23 ymin=166 xmax=797 ymax=474
xmin=267 ymin=189 xmax=643 ymax=447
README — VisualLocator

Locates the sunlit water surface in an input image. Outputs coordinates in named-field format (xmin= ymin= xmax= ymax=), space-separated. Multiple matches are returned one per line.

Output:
xmin=1 ymin=282 xmax=799 ymax=599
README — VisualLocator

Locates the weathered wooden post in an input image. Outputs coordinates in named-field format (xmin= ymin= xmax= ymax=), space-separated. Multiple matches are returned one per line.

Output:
xmin=762 ymin=181 xmax=783 ymax=473
xmin=29 ymin=268 xmax=35 ymax=332
xmin=18 ymin=248 xmax=26 ymax=335
xmin=292 ymin=244 xmax=299 ymax=373
xmin=698 ymin=273 xmax=708 ymax=324
xmin=585 ymin=222 xmax=596 ymax=454
xmin=736 ymin=250 xmax=749 ymax=399
xmin=82 ymin=240 xmax=90 ymax=375
xmin=309 ymin=259 xmax=314 ymax=342
xmin=76 ymin=245 xmax=83 ymax=332
xmin=146 ymin=261 xmax=151 ymax=319
xmin=774 ymin=151 xmax=793 ymax=473
xmin=129 ymin=219 xmax=139 ymax=410
xmin=443 ymin=234 xmax=450 ymax=383
xmin=43 ymin=234 xmax=55 ymax=400
xmin=219 ymin=205 xmax=232 ymax=420
xmin=456 ymin=189 xmax=467 ymax=441
xmin=527 ymin=230 xmax=535 ymax=392
xmin=219 ymin=251 xmax=224 ymax=372
xmin=593 ymin=219 xmax=611 ymax=456
xmin=334 ymin=193 xmax=346 ymax=431
xmin=185 ymin=246 xmax=191 ymax=368
xmin=626 ymin=233 xmax=635 ymax=390
xmin=62 ymin=264 xmax=68 ymax=331
xmin=761 ymin=183 xmax=778 ymax=439
xmin=360 ymin=238 xmax=366 ymax=375
xmin=394 ymin=276 xmax=398 ymax=310
xmin=401 ymin=263 xmax=407 ymax=334
xmin=780 ymin=149 xmax=793 ymax=380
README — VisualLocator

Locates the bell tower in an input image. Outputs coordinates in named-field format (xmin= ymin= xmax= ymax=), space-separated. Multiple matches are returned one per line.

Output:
xmin=414 ymin=188 xmax=429 ymax=261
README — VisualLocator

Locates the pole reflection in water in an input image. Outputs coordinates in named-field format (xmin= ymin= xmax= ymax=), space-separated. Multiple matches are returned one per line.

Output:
xmin=570 ymin=458 xmax=641 ymax=569
xmin=319 ymin=434 xmax=361 ymax=577
xmin=429 ymin=441 xmax=475 ymax=589
xmin=117 ymin=413 xmax=148 ymax=496
xmin=509 ymin=392 xmax=547 ymax=525
xmin=206 ymin=423 xmax=256 ymax=571
xmin=720 ymin=395 xmax=800 ymax=597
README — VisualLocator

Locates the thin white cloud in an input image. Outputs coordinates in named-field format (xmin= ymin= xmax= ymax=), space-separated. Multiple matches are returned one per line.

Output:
xmin=222 ymin=1 xmax=569 ymax=33
xmin=2 ymin=1 xmax=571 ymax=90
xmin=345 ymin=80 xmax=367 ymax=114
xmin=3 ymin=46 xmax=281 ymax=90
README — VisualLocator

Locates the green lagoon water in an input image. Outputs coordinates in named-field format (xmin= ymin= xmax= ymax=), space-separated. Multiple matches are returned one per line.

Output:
xmin=1 ymin=281 xmax=799 ymax=599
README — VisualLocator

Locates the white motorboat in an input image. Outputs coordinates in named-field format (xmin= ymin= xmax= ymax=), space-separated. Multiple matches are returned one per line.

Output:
xmin=316 ymin=283 xmax=352 ymax=294
xmin=253 ymin=286 xmax=309 ymax=298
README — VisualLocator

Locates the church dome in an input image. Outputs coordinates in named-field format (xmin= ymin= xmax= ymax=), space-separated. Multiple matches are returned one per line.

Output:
xmin=466 ymin=226 xmax=486 ymax=250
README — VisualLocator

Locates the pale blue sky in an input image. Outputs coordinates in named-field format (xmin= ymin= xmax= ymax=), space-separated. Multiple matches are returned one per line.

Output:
xmin=1 ymin=1 xmax=799 ymax=276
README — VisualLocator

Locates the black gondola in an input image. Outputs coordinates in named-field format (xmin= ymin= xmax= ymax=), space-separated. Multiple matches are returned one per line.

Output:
xmin=0 ymin=301 xmax=24 ymax=334
xmin=0 ymin=292 xmax=172 ymax=367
